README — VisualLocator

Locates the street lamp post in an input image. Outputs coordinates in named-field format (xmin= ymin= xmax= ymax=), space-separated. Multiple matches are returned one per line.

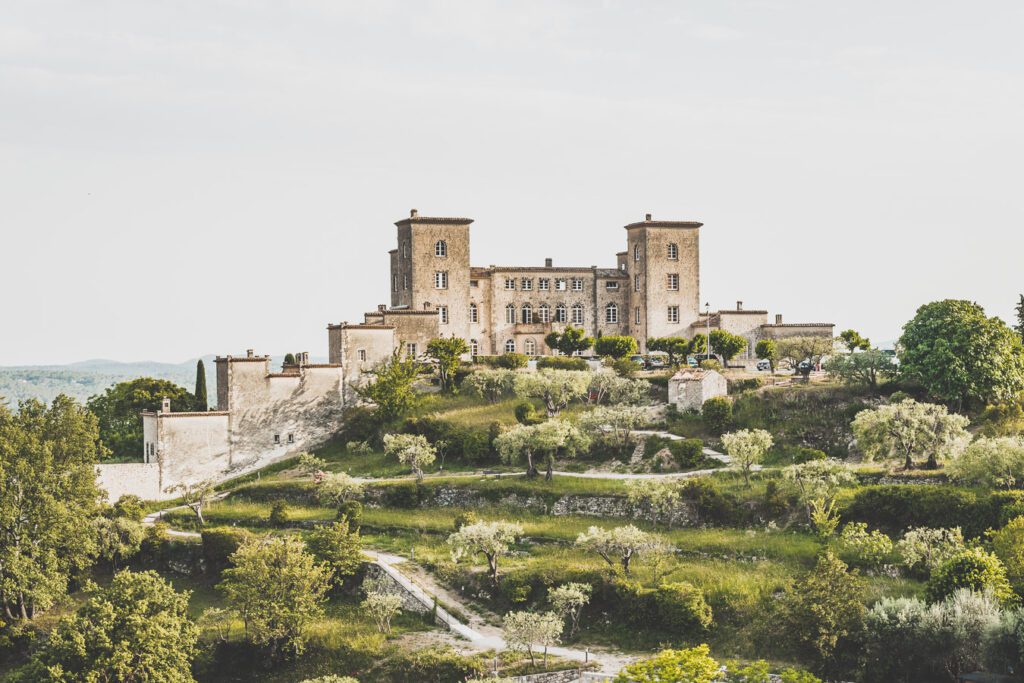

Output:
xmin=704 ymin=302 xmax=711 ymax=363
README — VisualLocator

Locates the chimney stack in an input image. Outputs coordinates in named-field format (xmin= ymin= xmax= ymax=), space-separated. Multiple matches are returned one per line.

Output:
xmin=645 ymin=213 xmax=652 ymax=221
xmin=246 ymin=348 xmax=254 ymax=358
xmin=775 ymin=314 xmax=783 ymax=325
xmin=378 ymin=304 xmax=387 ymax=311
xmin=300 ymin=352 xmax=309 ymax=365
xmin=545 ymin=258 xmax=553 ymax=268
xmin=161 ymin=397 xmax=171 ymax=413
xmin=410 ymin=208 xmax=418 ymax=217
xmin=737 ymin=301 xmax=743 ymax=311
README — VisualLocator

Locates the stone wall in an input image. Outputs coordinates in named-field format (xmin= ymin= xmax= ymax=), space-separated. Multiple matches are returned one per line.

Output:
xmin=363 ymin=563 xmax=432 ymax=614
xmin=95 ymin=462 xmax=163 ymax=501
xmin=511 ymin=669 xmax=584 ymax=683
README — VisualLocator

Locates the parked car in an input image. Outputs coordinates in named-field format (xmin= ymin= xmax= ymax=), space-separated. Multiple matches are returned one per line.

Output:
xmin=756 ymin=359 xmax=771 ymax=371
xmin=645 ymin=356 xmax=667 ymax=370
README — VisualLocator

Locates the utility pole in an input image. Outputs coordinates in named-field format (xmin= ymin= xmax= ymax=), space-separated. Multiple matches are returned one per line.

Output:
xmin=705 ymin=302 xmax=711 ymax=363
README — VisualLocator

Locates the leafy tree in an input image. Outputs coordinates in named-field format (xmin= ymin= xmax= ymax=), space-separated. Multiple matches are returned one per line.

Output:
xmin=448 ymin=520 xmax=522 ymax=584
xmin=362 ymin=577 xmax=403 ymax=634
xmin=626 ymin=479 xmax=681 ymax=528
xmin=647 ymin=337 xmax=690 ymax=367
xmin=314 ymin=471 xmax=364 ymax=510
xmin=594 ymin=335 xmax=639 ymax=359
xmin=574 ymin=525 xmax=658 ymax=576
xmin=947 ymin=436 xmax=1024 ymax=489
xmin=307 ymin=519 xmax=363 ymax=589
xmin=513 ymin=369 xmax=591 ymax=417
xmin=87 ymin=377 xmax=194 ymax=459
xmin=836 ymin=522 xmax=894 ymax=569
xmin=709 ymin=329 xmax=747 ymax=362
xmin=721 ymin=428 xmax=773 ymax=487
xmin=587 ymin=371 xmax=648 ymax=405
xmin=494 ymin=420 xmax=590 ymax=479
xmin=927 ymin=547 xmax=1014 ymax=604
xmin=701 ymin=396 xmax=732 ymax=434
xmin=579 ymin=405 xmax=648 ymax=454
xmin=168 ymin=479 xmax=216 ymax=526
xmin=548 ymin=582 xmax=591 ymax=638
xmin=990 ymin=516 xmax=1024 ymax=596
xmin=383 ymin=433 xmax=436 ymax=481
xmin=776 ymin=336 xmax=834 ymax=379
xmin=655 ymin=581 xmax=713 ymax=638
xmin=284 ymin=353 xmax=296 ymax=365
xmin=838 ymin=329 xmax=871 ymax=353
xmin=268 ymin=500 xmax=289 ymax=527
xmin=544 ymin=326 xmax=594 ymax=356
xmin=897 ymin=527 xmax=968 ymax=576
xmin=503 ymin=610 xmax=563 ymax=669
xmin=899 ymin=299 xmax=1024 ymax=409
xmin=0 ymin=396 xmax=105 ymax=621
xmin=783 ymin=459 xmax=857 ymax=520
xmin=851 ymin=399 xmax=971 ymax=469
xmin=824 ymin=349 xmax=896 ymax=388
xmin=426 ymin=336 xmax=470 ymax=393
xmin=219 ymin=536 xmax=331 ymax=658
xmin=755 ymin=339 xmax=778 ymax=373
xmin=32 ymin=570 xmax=198 ymax=682
xmin=777 ymin=552 xmax=865 ymax=673
xmin=1016 ymin=294 xmax=1024 ymax=344
xmin=614 ymin=644 xmax=721 ymax=683
xmin=194 ymin=359 xmax=208 ymax=411
xmin=93 ymin=516 xmax=145 ymax=570
xmin=111 ymin=493 xmax=146 ymax=522
xmin=463 ymin=368 xmax=516 ymax=403
xmin=357 ymin=349 xmax=421 ymax=419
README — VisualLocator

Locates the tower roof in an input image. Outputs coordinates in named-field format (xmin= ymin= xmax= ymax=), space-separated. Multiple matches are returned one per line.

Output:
xmin=624 ymin=213 xmax=702 ymax=230
xmin=394 ymin=209 xmax=473 ymax=227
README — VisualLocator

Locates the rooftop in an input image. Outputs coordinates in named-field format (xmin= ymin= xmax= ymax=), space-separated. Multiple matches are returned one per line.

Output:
xmin=624 ymin=213 xmax=703 ymax=230
xmin=394 ymin=209 xmax=473 ymax=227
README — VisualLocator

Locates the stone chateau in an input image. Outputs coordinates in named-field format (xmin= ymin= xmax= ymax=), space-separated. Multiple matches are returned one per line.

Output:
xmin=96 ymin=210 xmax=833 ymax=501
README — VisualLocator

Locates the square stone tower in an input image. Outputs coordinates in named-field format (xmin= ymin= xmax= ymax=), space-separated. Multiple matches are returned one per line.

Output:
xmin=625 ymin=214 xmax=702 ymax=347
xmin=390 ymin=209 xmax=473 ymax=344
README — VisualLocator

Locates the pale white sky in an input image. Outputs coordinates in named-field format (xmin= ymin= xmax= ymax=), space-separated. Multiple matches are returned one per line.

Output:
xmin=2 ymin=1 xmax=1022 ymax=365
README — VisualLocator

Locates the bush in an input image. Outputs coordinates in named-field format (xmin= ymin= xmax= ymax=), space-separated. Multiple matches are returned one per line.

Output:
xmin=402 ymin=417 xmax=494 ymax=464
xmin=702 ymin=397 xmax=733 ymax=434
xmin=792 ymin=447 xmax=827 ymax=464
xmin=836 ymin=522 xmax=894 ymax=569
xmin=594 ymin=335 xmax=639 ymax=359
xmin=201 ymin=527 xmax=255 ymax=575
xmin=654 ymin=582 xmax=713 ymax=639
xmin=675 ymin=438 xmax=705 ymax=468
xmin=926 ymin=548 xmax=1014 ymax=604
xmin=111 ymin=494 xmax=146 ymax=522
xmin=338 ymin=500 xmax=363 ymax=529
xmin=454 ymin=511 xmax=478 ymax=531
xmin=514 ymin=402 xmax=544 ymax=425
xmin=612 ymin=358 xmax=639 ymax=377
xmin=680 ymin=478 xmax=737 ymax=526
xmin=842 ymin=485 xmax=1002 ymax=538
xmin=537 ymin=356 xmax=589 ymax=371
xmin=497 ymin=352 xmax=529 ymax=369
xmin=700 ymin=359 xmax=723 ymax=371
xmin=268 ymin=500 xmax=289 ymax=527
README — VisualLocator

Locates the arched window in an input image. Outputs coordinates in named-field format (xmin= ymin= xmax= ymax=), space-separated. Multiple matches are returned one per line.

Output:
xmin=469 ymin=303 xmax=478 ymax=323
xmin=470 ymin=339 xmax=479 ymax=356
xmin=505 ymin=304 xmax=516 ymax=324
xmin=522 ymin=304 xmax=533 ymax=324
xmin=633 ymin=243 xmax=641 ymax=261
xmin=572 ymin=303 xmax=584 ymax=325
xmin=667 ymin=242 xmax=678 ymax=260
xmin=605 ymin=303 xmax=619 ymax=324
xmin=435 ymin=240 xmax=447 ymax=257
xmin=504 ymin=339 xmax=516 ymax=353
xmin=524 ymin=338 xmax=536 ymax=355
xmin=538 ymin=303 xmax=550 ymax=323
xmin=555 ymin=303 xmax=567 ymax=323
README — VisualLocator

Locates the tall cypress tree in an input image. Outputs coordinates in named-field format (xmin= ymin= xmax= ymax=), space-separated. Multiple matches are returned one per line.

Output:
xmin=194 ymin=359 xmax=208 ymax=411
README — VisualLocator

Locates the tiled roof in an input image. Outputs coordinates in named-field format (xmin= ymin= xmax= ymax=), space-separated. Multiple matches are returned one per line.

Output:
xmin=394 ymin=216 xmax=473 ymax=226
xmin=624 ymin=220 xmax=702 ymax=230
xmin=214 ymin=356 xmax=269 ymax=363
xmin=141 ymin=410 xmax=230 ymax=418
xmin=761 ymin=323 xmax=835 ymax=328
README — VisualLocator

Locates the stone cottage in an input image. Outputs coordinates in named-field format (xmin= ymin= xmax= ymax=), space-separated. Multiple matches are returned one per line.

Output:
xmin=667 ymin=368 xmax=728 ymax=411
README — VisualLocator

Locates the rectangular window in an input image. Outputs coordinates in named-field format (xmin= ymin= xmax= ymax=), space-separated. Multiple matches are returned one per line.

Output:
xmin=273 ymin=434 xmax=281 ymax=444
xmin=572 ymin=306 xmax=584 ymax=325
xmin=287 ymin=433 xmax=294 ymax=444
xmin=605 ymin=281 xmax=619 ymax=290
xmin=358 ymin=349 xmax=367 ymax=361
xmin=435 ymin=271 xmax=448 ymax=289
xmin=470 ymin=304 xmax=478 ymax=323
xmin=392 ymin=274 xmax=398 ymax=291
xmin=439 ymin=306 xmax=449 ymax=324
xmin=635 ymin=307 xmax=641 ymax=324
xmin=668 ymin=243 xmax=679 ymax=260
xmin=504 ymin=278 xmax=516 ymax=290
xmin=521 ymin=278 xmax=533 ymax=291
xmin=667 ymin=273 xmax=679 ymax=291
xmin=470 ymin=279 xmax=479 ymax=288
xmin=634 ymin=275 xmax=641 ymax=291
xmin=668 ymin=306 xmax=680 ymax=324
xmin=555 ymin=278 xmax=566 ymax=291
xmin=571 ymin=278 xmax=583 ymax=291
xmin=403 ymin=275 xmax=409 ymax=290
xmin=538 ymin=278 xmax=550 ymax=291
xmin=407 ymin=343 xmax=417 ymax=358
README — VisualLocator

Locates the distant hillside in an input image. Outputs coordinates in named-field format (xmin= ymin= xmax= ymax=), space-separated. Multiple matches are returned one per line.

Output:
xmin=0 ymin=354 xmax=329 ymax=407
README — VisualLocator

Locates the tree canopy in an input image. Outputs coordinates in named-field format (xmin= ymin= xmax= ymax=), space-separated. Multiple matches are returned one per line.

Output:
xmin=838 ymin=329 xmax=871 ymax=353
xmin=357 ymin=349 xmax=421 ymax=419
xmin=544 ymin=327 xmax=593 ymax=356
xmin=709 ymin=329 xmax=747 ymax=362
xmin=851 ymin=398 xmax=971 ymax=469
xmin=448 ymin=520 xmax=522 ymax=584
xmin=646 ymin=337 xmax=690 ymax=367
xmin=594 ymin=335 xmax=639 ymax=359
xmin=513 ymin=369 xmax=590 ymax=417
xmin=383 ymin=433 xmax=436 ymax=481
xmin=824 ymin=349 xmax=896 ymax=388
xmin=899 ymin=299 xmax=1024 ymax=408
xmin=426 ymin=336 xmax=470 ymax=393
xmin=87 ymin=377 xmax=194 ymax=460
xmin=194 ymin=359 xmax=208 ymax=411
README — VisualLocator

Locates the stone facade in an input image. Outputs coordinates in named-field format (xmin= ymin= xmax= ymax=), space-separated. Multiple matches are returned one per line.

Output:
xmin=691 ymin=306 xmax=835 ymax=368
xmin=667 ymin=368 xmax=728 ymax=411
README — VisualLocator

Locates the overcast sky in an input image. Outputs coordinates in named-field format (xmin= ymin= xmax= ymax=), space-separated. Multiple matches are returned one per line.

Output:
xmin=2 ymin=1 xmax=1022 ymax=365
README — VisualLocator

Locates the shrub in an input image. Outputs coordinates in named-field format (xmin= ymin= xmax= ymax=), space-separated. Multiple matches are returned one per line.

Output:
xmin=111 ymin=494 xmax=146 ymax=522
xmin=612 ymin=358 xmax=639 ymax=377
xmin=679 ymin=478 xmax=737 ymax=526
xmin=842 ymin=485 xmax=998 ymax=538
xmin=497 ymin=352 xmax=529 ymax=369
xmin=926 ymin=548 xmax=1014 ymax=604
xmin=454 ymin=510 xmax=478 ymax=530
xmin=654 ymin=582 xmax=713 ymax=639
xmin=268 ymin=500 xmax=290 ymax=527
xmin=201 ymin=526 xmax=255 ymax=575
xmin=594 ymin=335 xmax=639 ymax=359
xmin=792 ymin=447 xmax=827 ymax=464
xmin=514 ymin=402 xmax=544 ymax=425
xmin=537 ymin=356 xmax=589 ymax=371
xmin=836 ymin=522 xmax=894 ymax=569
xmin=699 ymin=359 xmax=722 ymax=371
xmin=338 ymin=500 xmax=363 ymax=529
xmin=990 ymin=516 xmax=1024 ymax=595
xmin=897 ymin=527 xmax=968 ymax=576
xmin=674 ymin=438 xmax=705 ymax=468
xmin=702 ymin=397 xmax=733 ymax=434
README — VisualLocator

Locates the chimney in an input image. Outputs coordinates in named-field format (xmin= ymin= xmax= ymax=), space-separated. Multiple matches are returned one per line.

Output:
xmin=737 ymin=301 xmax=743 ymax=311
xmin=378 ymin=304 xmax=387 ymax=311
xmin=645 ymin=213 xmax=652 ymax=221
xmin=423 ymin=302 xmax=432 ymax=310
xmin=300 ymin=352 xmax=309 ymax=365
xmin=410 ymin=208 xmax=418 ymax=217
xmin=161 ymin=397 xmax=171 ymax=413
xmin=246 ymin=348 xmax=254 ymax=358
xmin=544 ymin=258 xmax=553 ymax=268
xmin=775 ymin=314 xmax=783 ymax=325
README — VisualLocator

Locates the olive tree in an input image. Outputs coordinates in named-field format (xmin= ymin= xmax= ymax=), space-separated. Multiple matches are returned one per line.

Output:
xmin=824 ymin=349 xmax=896 ymax=388
xmin=776 ymin=336 xmax=835 ymax=378
xmin=383 ymin=433 xmax=436 ymax=481
xmin=721 ymin=428 xmax=773 ymax=487
xmin=851 ymin=399 xmax=970 ymax=469
xmin=168 ymin=479 xmax=216 ymax=526
xmin=898 ymin=527 xmax=968 ymax=575
xmin=575 ymin=524 xmax=658 ymax=576
xmin=548 ymin=582 xmax=591 ymax=638
xmin=947 ymin=436 xmax=1024 ymax=489
xmin=463 ymin=368 xmax=516 ymax=403
xmin=361 ymin=577 xmax=403 ymax=634
xmin=783 ymin=459 xmax=858 ymax=521
xmin=513 ymin=369 xmax=591 ymax=417
xmin=625 ymin=479 xmax=681 ymax=528
xmin=578 ymin=405 xmax=649 ymax=454
xmin=314 ymin=471 xmax=364 ymax=507
xmin=448 ymin=520 xmax=523 ymax=584
xmin=587 ymin=371 xmax=648 ymax=405
xmin=502 ymin=610 xmax=563 ymax=669
xmin=494 ymin=420 xmax=590 ymax=479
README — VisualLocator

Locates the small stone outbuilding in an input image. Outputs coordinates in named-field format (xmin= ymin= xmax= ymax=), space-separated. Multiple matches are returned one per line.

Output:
xmin=667 ymin=368 xmax=728 ymax=411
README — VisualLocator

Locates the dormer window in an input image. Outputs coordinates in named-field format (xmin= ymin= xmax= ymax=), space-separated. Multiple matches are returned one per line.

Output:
xmin=435 ymin=240 xmax=447 ymax=257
